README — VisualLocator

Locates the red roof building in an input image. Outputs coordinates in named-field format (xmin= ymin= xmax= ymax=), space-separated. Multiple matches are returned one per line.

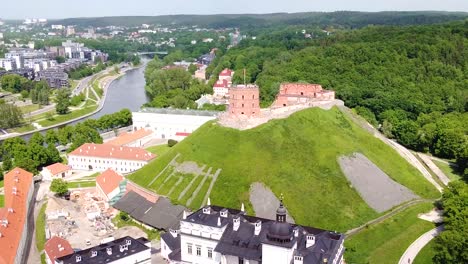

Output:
xmin=68 ymin=143 xmax=156 ymax=174
xmin=0 ymin=167 xmax=34 ymax=264
xmin=105 ymin=129 xmax=153 ymax=147
xmin=44 ymin=236 xmax=74 ymax=264
xmin=96 ymin=169 xmax=125 ymax=201
xmin=41 ymin=163 xmax=72 ymax=181
xmin=273 ymin=83 xmax=335 ymax=107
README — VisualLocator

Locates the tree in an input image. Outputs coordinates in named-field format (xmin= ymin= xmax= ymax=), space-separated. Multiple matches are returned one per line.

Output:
xmin=188 ymin=64 xmax=198 ymax=75
xmin=50 ymin=178 xmax=69 ymax=196
xmin=45 ymin=130 xmax=59 ymax=146
xmin=2 ymin=153 xmax=13 ymax=172
xmin=30 ymin=132 xmax=45 ymax=146
xmin=55 ymin=89 xmax=71 ymax=115
xmin=433 ymin=181 xmax=468 ymax=263
xmin=46 ymin=143 xmax=62 ymax=164
xmin=0 ymin=104 xmax=23 ymax=129
xmin=55 ymin=56 xmax=65 ymax=63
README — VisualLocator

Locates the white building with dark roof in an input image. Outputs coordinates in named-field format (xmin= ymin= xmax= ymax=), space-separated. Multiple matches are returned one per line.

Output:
xmin=56 ymin=236 xmax=151 ymax=264
xmin=161 ymin=199 xmax=345 ymax=264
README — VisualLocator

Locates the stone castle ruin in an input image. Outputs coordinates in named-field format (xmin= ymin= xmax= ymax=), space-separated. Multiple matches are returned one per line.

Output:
xmin=219 ymin=82 xmax=341 ymax=130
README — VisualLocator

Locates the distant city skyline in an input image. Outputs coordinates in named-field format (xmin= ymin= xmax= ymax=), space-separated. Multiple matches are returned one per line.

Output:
xmin=0 ymin=0 xmax=467 ymax=19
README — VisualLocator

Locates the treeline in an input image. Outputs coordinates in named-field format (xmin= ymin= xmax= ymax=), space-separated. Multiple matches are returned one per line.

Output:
xmin=69 ymin=62 xmax=107 ymax=80
xmin=1 ymin=75 xmax=52 ymax=105
xmin=144 ymin=57 xmax=212 ymax=109
xmin=212 ymin=21 xmax=467 ymax=174
xmin=0 ymin=108 xmax=132 ymax=175
xmin=0 ymin=103 xmax=23 ymax=129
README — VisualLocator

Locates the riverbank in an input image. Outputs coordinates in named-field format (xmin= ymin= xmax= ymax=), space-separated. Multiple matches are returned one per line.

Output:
xmin=0 ymin=64 xmax=138 ymax=141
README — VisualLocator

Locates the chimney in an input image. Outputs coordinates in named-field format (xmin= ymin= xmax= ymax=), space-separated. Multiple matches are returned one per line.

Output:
xmin=182 ymin=210 xmax=187 ymax=220
xmin=220 ymin=208 xmax=228 ymax=218
xmin=202 ymin=207 xmax=211 ymax=214
xmin=217 ymin=217 xmax=221 ymax=227
xmin=294 ymin=255 xmax=303 ymax=264
xmin=233 ymin=216 xmax=240 ymax=231
xmin=170 ymin=229 xmax=178 ymax=238
xmin=254 ymin=220 xmax=261 ymax=236
xmin=207 ymin=197 xmax=211 ymax=206
xmin=306 ymin=234 xmax=315 ymax=248
xmin=241 ymin=203 xmax=245 ymax=212
xmin=294 ymin=227 xmax=299 ymax=237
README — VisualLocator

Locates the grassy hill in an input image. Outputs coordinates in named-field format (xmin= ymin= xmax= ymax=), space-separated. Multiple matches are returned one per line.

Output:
xmin=128 ymin=107 xmax=439 ymax=231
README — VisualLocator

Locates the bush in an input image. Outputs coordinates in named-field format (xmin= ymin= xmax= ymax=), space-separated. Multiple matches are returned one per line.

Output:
xmin=168 ymin=139 xmax=178 ymax=147
xmin=50 ymin=178 xmax=69 ymax=196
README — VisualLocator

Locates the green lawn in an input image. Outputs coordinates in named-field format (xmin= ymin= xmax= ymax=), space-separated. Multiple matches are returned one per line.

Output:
xmin=9 ymin=123 xmax=36 ymax=133
xmin=20 ymin=104 xmax=41 ymax=114
xmin=36 ymin=202 xmax=47 ymax=252
xmin=0 ymin=195 xmax=4 ymax=207
xmin=414 ymin=239 xmax=436 ymax=264
xmin=433 ymin=160 xmax=461 ymax=182
xmin=345 ymin=202 xmax=435 ymax=264
xmin=68 ymin=181 xmax=96 ymax=188
xmin=38 ymin=105 xmax=98 ymax=127
xmin=129 ymin=107 xmax=439 ymax=232
xmin=146 ymin=145 xmax=171 ymax=156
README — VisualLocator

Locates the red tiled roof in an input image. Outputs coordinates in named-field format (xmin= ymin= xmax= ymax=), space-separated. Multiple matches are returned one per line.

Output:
xmin=44 ymin=236 xmax=74 ymax=262
xmin=175 ymin=132 xmax=191 ymax=137
xmin=219 ymin=68 xmax=233 ymax=76
xmin=0 ymin=167 xmax=34 ymax=264
xmin=105 ymin=129 xmax=152 ymax=146
xmin=45 ymin=163 xmax=71 ymax=175
xmin=96 ymin=169 xmax=124 ymax=196
xmin=68 ymin=143 xmax=156 ymax=162
xmin=213 ymin=79 xmax=229 ymax=88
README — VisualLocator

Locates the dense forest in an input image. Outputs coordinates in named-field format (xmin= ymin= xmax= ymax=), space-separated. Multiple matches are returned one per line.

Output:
xmin=50 ymin=11 xmax=468 ymax=28
xmin=207 ymin=21 xmax=468 ymax=176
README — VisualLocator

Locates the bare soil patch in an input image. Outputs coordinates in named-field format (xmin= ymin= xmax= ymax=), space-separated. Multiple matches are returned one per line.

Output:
xmin=249 ymin=182 xmax=295 ymax=223
xmin=338 ymin=153 xmax=418 ymax=213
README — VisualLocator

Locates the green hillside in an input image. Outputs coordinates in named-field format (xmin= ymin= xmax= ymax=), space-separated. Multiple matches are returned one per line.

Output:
xmin=128 ymin=107 xmax=439 ymax=231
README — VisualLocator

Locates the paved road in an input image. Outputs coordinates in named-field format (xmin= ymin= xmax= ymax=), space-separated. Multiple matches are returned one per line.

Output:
xmin=398 ymin=225 xmax=444 ymax=264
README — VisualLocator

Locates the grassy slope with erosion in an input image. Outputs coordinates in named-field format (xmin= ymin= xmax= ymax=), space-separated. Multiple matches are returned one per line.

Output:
xmin=128 ymin=107 xmax=439 ymax=231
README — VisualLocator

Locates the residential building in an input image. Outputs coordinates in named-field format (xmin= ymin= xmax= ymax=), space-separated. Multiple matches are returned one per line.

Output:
xmin=67 ymin=143 xmax=156 ymax=173
xmin=218 ymin=68 xmax=234 ymax=82
xmin=132 ymin=108 xmax=219 ymax=140
xmin=0 ymin=168 xmax=35 ymax=264
xmin=105 ymin=129 xmax=153 ymax=147
xmin=161 ymin=200 xmax=345 ymax=264
xmin=0 ymin=58 xmax=17 ymax=71
xmin=41 ymin=163 xmax=72 ymax=181
xmin=96 ymin=169 xmax=125 ymax=203
xmin=228 ymin=84 xmax=261 ymax=117
xmin=37 ymin=68 xmax=69 ymax=88
xmin=56 ymin=236 xmax=151 ymax=264
xmin=65 ymin=26 xmax=75 ymax=37
xmin=213 ymin=79 xmax=230 ymax=98
xmin=44 ymin=236 xmax=74 ymax=264
xmin=273 ymin=83 xmax=335 ymax=108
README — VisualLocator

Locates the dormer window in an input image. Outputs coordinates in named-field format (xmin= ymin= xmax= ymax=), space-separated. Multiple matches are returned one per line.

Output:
xmin=106 ymin=248 xmax=112 ymax=255
xmin=220 ymin=209 xmax=228 ymax=218
xmin=76 ymin=255 xmax=81 ymax=262
xmin=91 ymin=251 xmax=97 ymax=257
xmin=125 ymin=239 xmax=132 ymax=245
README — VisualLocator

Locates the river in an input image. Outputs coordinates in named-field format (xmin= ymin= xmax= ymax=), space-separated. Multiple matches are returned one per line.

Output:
xmin=16 ymin=60 xmax=150 ymax=141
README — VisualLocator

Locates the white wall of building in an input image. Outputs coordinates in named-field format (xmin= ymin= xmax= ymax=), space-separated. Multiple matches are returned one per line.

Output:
xmin=180 ymin=221 xmax=226 ymax=264
xmin=213 ymin=87 xmax=229 ymax=97
xmin=68 ymin=155 xmax=149 ymax=173
xmin=261 ymin=243 xmax=296 ymax=264
xmin=40 ymin=168 xmax=72 ymax=181
xmin=132 ymin=111 xmax=217 ymax=140
xmin=97 ymin=182 xmax=120 ymax=202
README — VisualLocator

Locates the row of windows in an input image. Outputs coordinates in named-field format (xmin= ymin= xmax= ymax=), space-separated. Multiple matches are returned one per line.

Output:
xmin=71 ymin=158 xmax=144 ymax=167
xmin=187 ymin=244 xmax=213 ymax=259
xmin=232 ymin=94 xmax=256 ymax=100
xmin=231 ymin=103 xmax=257 ymax=108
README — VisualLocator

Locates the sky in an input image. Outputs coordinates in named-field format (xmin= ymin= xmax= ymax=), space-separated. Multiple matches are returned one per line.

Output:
xmin=1 ymin=0 xmax=468 ymax=19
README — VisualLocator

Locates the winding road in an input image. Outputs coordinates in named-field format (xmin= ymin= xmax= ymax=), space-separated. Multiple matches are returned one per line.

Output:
xmin=398 ymin=225 xmax=444 ymax=264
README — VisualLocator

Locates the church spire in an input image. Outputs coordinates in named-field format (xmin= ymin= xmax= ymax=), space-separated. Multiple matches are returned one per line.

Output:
xmin=276 ymin=193 xmax=287 ymax=222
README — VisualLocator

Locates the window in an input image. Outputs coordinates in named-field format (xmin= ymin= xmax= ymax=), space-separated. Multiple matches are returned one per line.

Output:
xmin=196 ymin=245 xmax=201 ymax=256
xmin=239 ymin=258 xmax=244 ymax=264
xmin=207 ymin=248 xmax=213 ymax=259
xmin=242 ymin=95 xmax=244 ymax=99
xmin=242 ymin=104 xmax=244 ymax=108
xmin=187 ymin=244 xmax=192 ymax=255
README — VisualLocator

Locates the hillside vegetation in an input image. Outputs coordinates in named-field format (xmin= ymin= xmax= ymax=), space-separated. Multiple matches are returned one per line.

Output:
xmin=129 ymin=107 xmax=439 ymax=231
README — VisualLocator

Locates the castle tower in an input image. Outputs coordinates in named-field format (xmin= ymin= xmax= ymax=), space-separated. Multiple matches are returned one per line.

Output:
xmin=228 ymin=84 xmax=260 ymax=117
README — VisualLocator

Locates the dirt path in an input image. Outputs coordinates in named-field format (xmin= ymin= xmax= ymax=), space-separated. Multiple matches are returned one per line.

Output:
xmin=345 ymin=199 xmax=432 ymax=238
xmin=338 ymin=106 xmax=443 ymax=193
xmin=418 ymin=153 xmax=451 ymax=186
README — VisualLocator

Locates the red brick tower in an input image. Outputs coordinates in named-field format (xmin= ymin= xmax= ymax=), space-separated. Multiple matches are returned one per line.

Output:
xmin=228 ymin=84 xmax=260 ymax=117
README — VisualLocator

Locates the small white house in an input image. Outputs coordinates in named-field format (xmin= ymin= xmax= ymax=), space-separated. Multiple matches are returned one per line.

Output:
xmin=96 ymin=169 xmax=125 ymax=202
xmin=41 ymin=163 xmax=72 ymax=181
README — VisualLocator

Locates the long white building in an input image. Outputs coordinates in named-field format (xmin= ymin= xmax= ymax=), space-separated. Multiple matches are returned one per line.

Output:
xmin=132 ymin=108 xmax=219 ymax=141
xmin=67 ymin=143 xmax=156 ymax=173
xmin=161 ymin=200 xmax=345 ymax=264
